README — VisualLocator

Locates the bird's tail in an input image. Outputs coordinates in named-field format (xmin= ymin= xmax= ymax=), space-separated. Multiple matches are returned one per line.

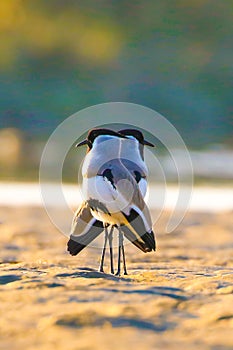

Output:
xmin=67 ymin=203 xmax=103 ymax=256
xmin=121 ymin=208 xmax=156 ymax=253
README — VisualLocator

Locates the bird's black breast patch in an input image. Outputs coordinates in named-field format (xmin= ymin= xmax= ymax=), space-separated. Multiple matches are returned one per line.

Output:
xmin=102 ymin=169 xmax=116 ymax=189
xmin=134 ymin=170 xmax=142 ymax=183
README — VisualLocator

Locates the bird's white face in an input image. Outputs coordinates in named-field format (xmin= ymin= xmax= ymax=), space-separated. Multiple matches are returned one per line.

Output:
xmin=92 ymin=135 xmax=121 ymax=147
xmin=125 ymin=135 xmax=139 ymax=143
xmin=124 ymin=135 xmax=140 ymax=147
xmin=120 ymin=136 xmax=140 ymax=153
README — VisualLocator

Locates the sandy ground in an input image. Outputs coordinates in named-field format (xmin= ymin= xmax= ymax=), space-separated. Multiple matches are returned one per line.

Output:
xmin=0 ymin=206 xmax=233 ymax=350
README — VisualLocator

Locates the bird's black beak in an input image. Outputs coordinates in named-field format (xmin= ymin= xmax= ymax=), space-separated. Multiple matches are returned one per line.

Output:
xmin=143 ymin=139 xmax=155 ymax=147
xmin=75 ymin=139 xmax=92 ymax=148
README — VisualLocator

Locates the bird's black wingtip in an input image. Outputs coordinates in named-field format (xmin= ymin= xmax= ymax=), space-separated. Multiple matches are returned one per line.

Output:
xmin=141 ymin=230 xmax=156 ymax=252
xmin=67 ymin=237 xmax=85 ymax=256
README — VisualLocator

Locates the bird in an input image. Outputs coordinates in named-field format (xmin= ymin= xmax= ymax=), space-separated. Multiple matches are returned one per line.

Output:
xmin=118 ymin=128 xmax=155 ymax=197
xmin=68 ymin=129 xmax=126 ymax=273
xmin=95 ymin=128 xmax=155 ymax=271
xmin=67 ymin=128 xmax=156 ymax=275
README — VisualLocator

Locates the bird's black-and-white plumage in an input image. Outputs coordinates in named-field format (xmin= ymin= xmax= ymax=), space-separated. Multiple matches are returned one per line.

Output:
xmin=68 ymin=202 xmax=103 ymax=256
xmin=81 ymin=131 xmax=155 ymax=251
xmin=119 ymin=129 xmax=155 ymax=198
xmin=67 ymin=128 xmax=156 ymax=274
xmin=68 ymin=129 xmax=125 ymax=255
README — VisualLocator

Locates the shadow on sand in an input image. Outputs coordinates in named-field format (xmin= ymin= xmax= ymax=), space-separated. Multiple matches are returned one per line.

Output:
xmin=0 ymin=274 xmax=21 ymax=285
xmin=56 ymin=313 xmax=175 ymax=332
xmin=98 ymin=286 xmax=188 ymax=300
xmin=56 ymin=267 xmax=132 ymax=282
xmin=55 ymin=268 xmax=188 ymax=300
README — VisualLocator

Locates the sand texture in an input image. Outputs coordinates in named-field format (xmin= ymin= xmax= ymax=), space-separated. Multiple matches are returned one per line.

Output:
xmin=0 ymin=206 xmax=233 ymax=350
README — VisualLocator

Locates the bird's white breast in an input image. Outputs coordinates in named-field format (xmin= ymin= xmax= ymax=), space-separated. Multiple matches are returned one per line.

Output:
xmin=82 ymin=136 xmax=122 ymax=178
xmin=82 ymin=175 xmax=133 ymax=216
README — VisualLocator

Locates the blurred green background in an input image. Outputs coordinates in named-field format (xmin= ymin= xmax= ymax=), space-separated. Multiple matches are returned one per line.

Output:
xmin=0 ymin=0 xmax=232 ymax=182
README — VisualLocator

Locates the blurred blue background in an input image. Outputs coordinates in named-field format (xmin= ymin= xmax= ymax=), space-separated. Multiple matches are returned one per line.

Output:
xmin=0 ymin=0 xmax=232 ymax=181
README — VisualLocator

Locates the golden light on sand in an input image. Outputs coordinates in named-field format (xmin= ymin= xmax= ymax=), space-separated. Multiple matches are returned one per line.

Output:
xmin=0 ymin=205 xmax=232 ymax=349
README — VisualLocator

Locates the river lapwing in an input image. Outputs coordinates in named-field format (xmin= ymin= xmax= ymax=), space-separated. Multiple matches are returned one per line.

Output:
xmin=67 ymin=128 xmax=156 ymax=275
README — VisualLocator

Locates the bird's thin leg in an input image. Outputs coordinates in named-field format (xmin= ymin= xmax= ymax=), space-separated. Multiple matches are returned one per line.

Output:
xmin=121 ymin=229 xmax=128 ymax=275
xmin=108 ymin=226 xmax=114 ymax=274
xmin=115 ymin=227 xmax=123 ymax=276
xmin=99 ymin=225 xmax=108 ymax=273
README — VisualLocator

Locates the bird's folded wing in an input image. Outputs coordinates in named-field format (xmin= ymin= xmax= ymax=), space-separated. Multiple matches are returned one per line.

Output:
xmin=67 ymin=202 xmax=103 ymax=256
xmin=121 ymin=208 xmax=156 ymax=253
xmin=111 ymin=160 xmax=153 ymax=228
xmin=110 ymin=163 xmax=156 ymax=252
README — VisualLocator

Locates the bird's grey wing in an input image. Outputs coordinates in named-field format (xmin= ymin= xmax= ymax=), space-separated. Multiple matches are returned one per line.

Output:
xmin=111 ymin=160 xmax=152 ymax=224
xmin=67 ymin=202 xmax=103 ymax=256
xmin=110 ymin=160 xmax=156 ymax=252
